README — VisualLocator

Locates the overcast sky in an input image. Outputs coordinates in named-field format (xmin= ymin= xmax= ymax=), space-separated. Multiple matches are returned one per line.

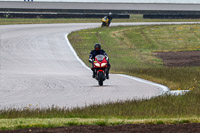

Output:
xmin=1 ymin=0 xmax=200 ymax=3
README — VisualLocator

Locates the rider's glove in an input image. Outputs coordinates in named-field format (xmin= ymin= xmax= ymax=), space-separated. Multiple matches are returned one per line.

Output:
xmin=89 ymin=58 xmax=93 ymax=63
xmin=105 ymin=56 xmax=109 ymax=61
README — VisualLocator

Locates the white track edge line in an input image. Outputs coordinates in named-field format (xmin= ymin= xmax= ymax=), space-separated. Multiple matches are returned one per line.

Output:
xmin=117 ymin=74 xmax=170 ymax=92
xmin=65 ymin=33 xmax=91 ymax=71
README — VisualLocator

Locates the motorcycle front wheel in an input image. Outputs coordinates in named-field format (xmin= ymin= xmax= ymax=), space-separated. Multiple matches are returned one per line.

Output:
xmin=98 ymin=72 xmax=104 ymax=86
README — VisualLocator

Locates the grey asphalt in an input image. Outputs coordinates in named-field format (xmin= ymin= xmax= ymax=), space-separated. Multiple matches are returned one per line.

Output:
xmin=1 ymin=1 xmax=200 ymax=11
xmin=1 ymin=22 xmax=198 ymax=109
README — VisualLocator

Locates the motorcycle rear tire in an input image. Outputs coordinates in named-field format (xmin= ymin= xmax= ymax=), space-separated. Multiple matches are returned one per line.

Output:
xmin=98 ymin=72 xmax=104 ymax=86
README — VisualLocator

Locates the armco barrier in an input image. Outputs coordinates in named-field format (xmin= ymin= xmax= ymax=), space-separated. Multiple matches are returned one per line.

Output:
xmin=0 ymin=12 xmax=129 ymax=18
xmin=144 ymin=14 xmax=200 ymax=19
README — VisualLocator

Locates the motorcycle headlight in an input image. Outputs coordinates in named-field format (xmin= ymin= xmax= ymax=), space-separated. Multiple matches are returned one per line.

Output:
xmin=94 ymin=63 xmax=100 ymax=67
xmin=101 ymin=63 xmax=107 ymax=67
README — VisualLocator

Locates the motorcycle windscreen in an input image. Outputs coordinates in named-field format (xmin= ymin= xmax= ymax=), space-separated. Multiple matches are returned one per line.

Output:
xmin=95 ymin=55 xmax=105 ymax=62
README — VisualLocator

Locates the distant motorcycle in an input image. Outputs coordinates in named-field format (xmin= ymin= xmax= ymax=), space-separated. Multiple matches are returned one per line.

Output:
xmin=101 ymin=16 xmax=110 ymax=27
xmin=93 ymin=55 xmax=109 ymax=86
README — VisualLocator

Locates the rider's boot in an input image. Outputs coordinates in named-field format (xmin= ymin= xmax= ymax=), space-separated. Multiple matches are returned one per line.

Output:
xmin=106 ymin=73 xmax=109 ymax=79
xmin=92 ymin=70 xmax=95 ymax=78
xmin=106 ymin=65 xmax=110 ymax=79
xmin=91 ymin=67 xmax=95 ymax=78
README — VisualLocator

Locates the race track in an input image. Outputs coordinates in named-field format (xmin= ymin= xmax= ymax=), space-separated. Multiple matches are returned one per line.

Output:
xmin=0 ymin=22 xmax=197 ymax=109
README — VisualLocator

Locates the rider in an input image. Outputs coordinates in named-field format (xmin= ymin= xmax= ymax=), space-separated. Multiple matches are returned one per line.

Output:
xmin=89 ymin=43 xmax=110 ymax=79
xmin=107 ymin=12 xmax=113 ymax=26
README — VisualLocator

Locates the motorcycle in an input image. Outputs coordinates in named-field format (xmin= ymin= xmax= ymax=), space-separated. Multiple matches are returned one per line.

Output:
xmin=93 ymin=55 xmax=108 ymax=86
xmin=101 ymin=16 xmax=110 ymax=27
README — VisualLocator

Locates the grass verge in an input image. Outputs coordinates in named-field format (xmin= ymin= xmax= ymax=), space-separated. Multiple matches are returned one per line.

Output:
xmin=0 ymin=92 xmax=199 ymax=121
xmin=68 ymin=24 xmax=200 ymax=90
xmin=0 ymin=117 xmax=199 ymax=130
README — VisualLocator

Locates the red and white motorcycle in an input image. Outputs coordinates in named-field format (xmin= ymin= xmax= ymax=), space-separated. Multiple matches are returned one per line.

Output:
xmin=92 ymin=55 xmax=109 ymax=86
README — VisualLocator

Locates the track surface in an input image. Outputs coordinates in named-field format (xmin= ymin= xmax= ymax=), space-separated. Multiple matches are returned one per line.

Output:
xmin=1 ymin=1 xmax=200 ymax=11
xmin=0 ymin=22 xmax=199 ymax=109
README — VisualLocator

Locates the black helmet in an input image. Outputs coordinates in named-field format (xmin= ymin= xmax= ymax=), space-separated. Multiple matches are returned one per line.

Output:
xmin=94 ymin=43 xmax=101 ymax=50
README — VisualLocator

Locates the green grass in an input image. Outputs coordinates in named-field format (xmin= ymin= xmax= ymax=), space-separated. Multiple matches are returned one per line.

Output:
xmin=68 ymin=24 xmax=200 ymax=90
xmin=1 ymin=15 xmax=200 ymax=25
xmin=0 ymin=18 xmax=100 ymax=25
xmin=0 ymin=117 xmax=199 ymax=130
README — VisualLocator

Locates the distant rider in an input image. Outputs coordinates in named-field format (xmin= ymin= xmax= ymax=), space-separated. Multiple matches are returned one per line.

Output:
xmin=107 ymin=12 xmax=113 ymax=26
xmin=89 ymin=43 xmax=110 ymax=79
